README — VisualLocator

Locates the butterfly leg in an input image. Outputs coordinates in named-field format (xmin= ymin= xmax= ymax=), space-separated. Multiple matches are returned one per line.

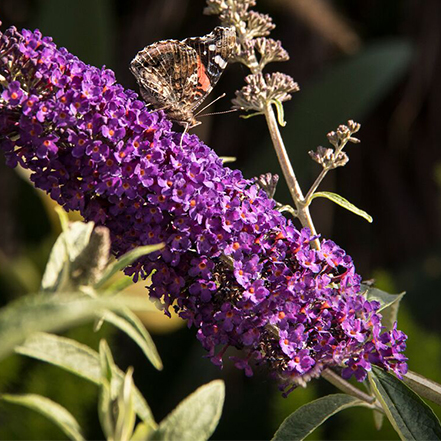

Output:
xmin=179 ymin=122 xmax=190 ymax=147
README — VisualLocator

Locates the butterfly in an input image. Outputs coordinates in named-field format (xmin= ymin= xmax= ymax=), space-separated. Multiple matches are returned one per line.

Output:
xmin=130 ymin=26 xmax=236 ymax=130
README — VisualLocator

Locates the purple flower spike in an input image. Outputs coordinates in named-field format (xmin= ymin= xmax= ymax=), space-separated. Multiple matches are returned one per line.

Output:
xmin=0 ymin=26 xmax=408 ymax=394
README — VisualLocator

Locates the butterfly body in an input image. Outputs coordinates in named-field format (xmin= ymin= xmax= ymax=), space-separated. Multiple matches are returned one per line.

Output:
xmin=130 ymin=27 xmax=236 ymax=128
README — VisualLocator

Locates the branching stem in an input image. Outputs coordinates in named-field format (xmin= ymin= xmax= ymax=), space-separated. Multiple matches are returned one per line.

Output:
xmin=264 ymin=102 xmax=320 ymax=249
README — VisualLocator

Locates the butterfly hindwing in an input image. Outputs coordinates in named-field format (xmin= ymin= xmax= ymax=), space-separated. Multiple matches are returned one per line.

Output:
xmin=130 ymin=40 xmax=198 ymax=110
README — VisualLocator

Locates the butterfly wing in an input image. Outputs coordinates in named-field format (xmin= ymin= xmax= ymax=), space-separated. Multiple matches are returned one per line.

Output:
xmin=182 ymin=26 xmax=236 ymax=111
xmin=130 ymin=40 xmax=199 ymax=110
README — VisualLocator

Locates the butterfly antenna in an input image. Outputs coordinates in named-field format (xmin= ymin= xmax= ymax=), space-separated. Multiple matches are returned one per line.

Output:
xmin=195 ymin=93 xmax=226 ymax=117
xmin=198 ymin=108 xmax=238 ymax=118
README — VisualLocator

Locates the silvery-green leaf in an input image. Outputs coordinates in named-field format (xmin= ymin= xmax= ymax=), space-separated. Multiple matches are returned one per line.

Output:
xmin=1 ymin=393 xmax=84 ymax=441
xmin=272 ymin=394 xmax=366 ymax=441
xmin=150 ymin=380 xmax=225 ymax=441
xmin=95 ymin=243 xmax=164 ymax=289
xmin=312 ymin=192 xmax=373 ymax=223
xmin=369 ymin=366 xmax=441 ymax=440
xmin=361 ymin=284 xmax=405 ymax=330
xmin=0 ymin=293 xmax=105 ymax=361
xmin=15 ymin=332 xmax=156 ymax=427
xmin=403 ymin=370 xmax=441 ymax=409
xmin=131 ymin=422 xmax=152 ymax=441
xmin=115 ymin=368 xmax=136 ymax=441
xmin=41 ymin=221 xmax=93 ymax=292
xmin=101 ymin=308 xmax=162 ymax=370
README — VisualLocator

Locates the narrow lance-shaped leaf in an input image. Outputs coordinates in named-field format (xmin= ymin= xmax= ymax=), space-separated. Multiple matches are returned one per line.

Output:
xmin=41 ymin=221 xmax=95 ymax=292
xmin=1 ymin=393 xmax=85 ymax=441
xmin=131 ymin=422 xmax=152 ymax=441
xmin=403 ymin=370 xmax=441 ymax=408
xmin=0 ymin=293 xmax=111 ymax=361
xmin=272 ymin=99 xmax=286 ymax=127
xmin=104 ymin=275 xmax=135 ymax=295
xmin=101 ymin=308 xmax=162 ymax=370
xmin=272 ymin=394 xmax=367 ymax=441
xmin=311 ymin=191 xmax=373 ymax=223
xmin=55 ymin=206 xmax=70 ymax=232
xmin=0 ymin=290 xmax=150 ymax=362
xmin=114 ymin=367 xmax=136 ymax=441
xmin=95 ymin=243 xmax=164 ymax=290
xmin=360 ymin=284 xmax=405 ymax=330
xmin=98 ymin=339 xmax=118 ymax=441
xmin=150 ymin=380 xmax=225 ymax=441
xmin=369 ymin=366 xmax=441 ymax=440
xmin=15 ymin=332 xmax=156 ymax=428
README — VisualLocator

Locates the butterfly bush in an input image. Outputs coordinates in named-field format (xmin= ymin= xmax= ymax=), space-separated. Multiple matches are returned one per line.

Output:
xmin=0 ymin=26 xmax=407 ymax=393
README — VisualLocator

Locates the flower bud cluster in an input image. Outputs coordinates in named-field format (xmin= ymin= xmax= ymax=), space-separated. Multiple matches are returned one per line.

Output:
xmin=255 ymin=172 xmax=279 ymax=199
xmin=0 ymin=26 xmax=407 ymax=393
xmin=309 ymin=121 xmax=359 ymax=169
xmin=233 ymin=72 xmax=299 ymax=113
xmin=205 ymin=0 xmax=298 ymax=114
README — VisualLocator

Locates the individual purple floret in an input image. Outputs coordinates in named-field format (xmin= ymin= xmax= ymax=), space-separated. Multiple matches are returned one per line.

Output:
xmin=0 ymin=26 xmax=408 ymax=393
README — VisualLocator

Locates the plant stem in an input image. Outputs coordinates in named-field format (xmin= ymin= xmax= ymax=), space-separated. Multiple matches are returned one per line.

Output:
xmin=322 ymin=368 xmax=380 ymax=409
xmin=305 ymin=167 xmax=329 ymax=205
xmin=263 ymin=102 xmax=320 ymax=249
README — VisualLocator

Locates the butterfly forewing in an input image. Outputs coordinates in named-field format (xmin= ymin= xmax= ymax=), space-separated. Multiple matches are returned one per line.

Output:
xmin=130 ymin=26 xmax=236 ymax=127
xmin=183 ymin=27 xmax=236 ymax=111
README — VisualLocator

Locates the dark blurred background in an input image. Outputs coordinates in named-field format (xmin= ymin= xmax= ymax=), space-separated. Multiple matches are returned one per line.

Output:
xmin=1 ymin=0 xmax=441 ymax=439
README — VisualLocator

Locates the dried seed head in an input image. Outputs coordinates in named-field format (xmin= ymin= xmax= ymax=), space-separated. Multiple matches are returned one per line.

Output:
xmin=255 ymin=172 xmax=279 ymax=198
xmin=309 ymin=146 xmax=334 ymax=166
xmin=347 ymin=119 xmax=361 ymax=133
xmin=204 ymin=0 xmax=229 ymax=16
xmin=232 ymin=72 xmax=299 ymax=112
xmin=309 ymin=145 xmax=349 ymax=169
xmin=255 ymin=38 xmax=289 ymax=69
xmin=246 ymin=11 xmax=275 ymax=38
xmin=327 ymin=130 xmax=339 ymax=148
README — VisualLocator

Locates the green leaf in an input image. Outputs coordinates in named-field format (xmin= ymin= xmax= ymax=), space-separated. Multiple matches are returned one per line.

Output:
xmin=99 ymin=339 xmax=116 ymax=393
xmin=312 ymin=191 xmax=373 ymax=223
xmin=151 ymin=380 xmax=225 ymax=441
xmin=115 ymin=367 xmax=136 ymax=441
xmin=131 ymin=422 xmax=152 ymax=441
xmin=98 ymin=375 xmax=114 ymax=441
xmin=0 ymin=291 xmax=149 ymax=362
xmin=369 ymin=366 xmax=441 ymax=440
xmin=219 ymin=156 xmax=237 ymax=163
xmin=95 ymin=243 xmax=164 ymax=290
xmin=272 ymin=99 xmax=286 ymax=127
xmin=240 ymin=111 xmax=263 ymax=119
xmin=15 ymin=332 xmax=156 ymax=427
xmin=41 ymin=221 xmax=94 ymax=292
xmin=1 ymin=393 xmax=84 ymax=441
xmin=101 ymin=308 xmax=163 ymax=370
xmin=403 ymin=370 xmax=441 ymax=408
xmin=372 ymin=408 xmax=385 ymax=431
xmin=98 ymin=340 xmax=131 ymax=441
xmin=272 ymin=394 xmax=366 ymax=441
xmin=104 ymin=275 xmax=135 ymax=295
xmin=55 ymin=206 xmax=69 ymax=232
xmin=0 ymin=292 xmax=113 ymax=362
xmin=361 ymin=284 xmax=405 ymax=330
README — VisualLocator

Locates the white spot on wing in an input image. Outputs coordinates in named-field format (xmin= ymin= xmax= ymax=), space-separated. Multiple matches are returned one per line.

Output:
xmin=208 ymin=44 xmax=216 ymax=51
xmin=214 ymin=55 xmax=227 ymax=68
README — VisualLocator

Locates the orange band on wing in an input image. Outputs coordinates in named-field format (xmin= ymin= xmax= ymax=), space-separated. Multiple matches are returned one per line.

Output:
xmin=197 ymin=57 xmax=211 ymax=92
